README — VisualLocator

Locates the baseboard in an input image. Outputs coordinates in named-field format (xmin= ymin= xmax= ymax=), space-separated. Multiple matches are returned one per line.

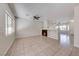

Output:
xmin=3 ymin=39 xmax=15 ymax=56
xmin=47 ymin=36 xmax=58 ymax=40
xmin=16 ymin=35 xmax=41 ymax=39
xmin=74 ymin=44 xmax=79 ymax=48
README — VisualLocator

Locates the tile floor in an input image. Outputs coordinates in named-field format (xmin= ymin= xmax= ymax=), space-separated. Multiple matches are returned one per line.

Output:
xmin=6 ymin=36 xmax=79 ymax=56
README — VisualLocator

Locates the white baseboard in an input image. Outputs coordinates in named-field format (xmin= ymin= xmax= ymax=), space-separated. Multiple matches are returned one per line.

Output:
xmin=74 ymin=44 xmax=79 ymax=48
xmin=16 ymin=35 xmax=41 ymax=39
xmin=3 ymin=39 xmax=15 ymax=56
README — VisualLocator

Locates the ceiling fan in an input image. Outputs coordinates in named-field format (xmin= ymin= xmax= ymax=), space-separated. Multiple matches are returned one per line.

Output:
xmin=33 ymin=15 xmax=40 ymax=20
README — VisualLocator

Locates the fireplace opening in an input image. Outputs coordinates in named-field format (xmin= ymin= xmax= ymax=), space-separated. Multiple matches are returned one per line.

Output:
xmin=42 ymin=30 xmax=47 ymax=36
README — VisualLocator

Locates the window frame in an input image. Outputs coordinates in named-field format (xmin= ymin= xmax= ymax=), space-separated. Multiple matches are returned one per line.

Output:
xmin=5 ymin=10 xmax=14 ymax=36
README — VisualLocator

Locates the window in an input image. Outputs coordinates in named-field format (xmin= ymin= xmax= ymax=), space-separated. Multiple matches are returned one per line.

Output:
xmin=59 ymin=25 xmax=66 ymax=30
xmin=59 ymin=25 xmax=69 ymax=31
xmin=5 ymin=10 xmax=14 ymax=36
xmin=55 ymin=24 xmax=69 ymax=31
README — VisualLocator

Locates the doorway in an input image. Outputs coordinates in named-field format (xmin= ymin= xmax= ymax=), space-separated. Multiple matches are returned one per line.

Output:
xmin=58 ymin=23 xmax=72 ymax=47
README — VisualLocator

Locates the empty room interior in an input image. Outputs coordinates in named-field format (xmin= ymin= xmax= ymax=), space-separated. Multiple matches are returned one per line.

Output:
xmin=1 ymin=3 xmax=79 ymax=56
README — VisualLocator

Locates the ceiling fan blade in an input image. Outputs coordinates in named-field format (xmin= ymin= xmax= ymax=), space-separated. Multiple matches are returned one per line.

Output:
xmin=33 ymin=15 xmax=41 ymax=20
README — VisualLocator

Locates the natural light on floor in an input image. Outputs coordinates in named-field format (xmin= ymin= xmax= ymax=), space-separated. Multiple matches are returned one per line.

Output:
xmin=60 ymin=34 xmax=70 ymax=47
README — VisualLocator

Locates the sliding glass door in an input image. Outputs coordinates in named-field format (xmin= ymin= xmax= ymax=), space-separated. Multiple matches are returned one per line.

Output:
xmin=58 ymin=23 xmax=71 ymax=47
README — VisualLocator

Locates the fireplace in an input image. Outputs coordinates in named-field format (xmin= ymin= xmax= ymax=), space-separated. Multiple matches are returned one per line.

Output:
xmin=42 ymin=30 xmax=47 ymax=36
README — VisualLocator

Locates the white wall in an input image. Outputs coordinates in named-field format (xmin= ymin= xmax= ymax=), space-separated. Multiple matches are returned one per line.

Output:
xmin=0 ymin=4 xmax=15 ymax=55
xmin=16 ymin=18 xmax=42 ymax=38
xmin=48 ymin=30 xmax=58 ymax=40
xmin=69 ymin=21 xmax=74 ymax=35
xmin=42 ymin=20 xmax=58 ymax=40
xmin=42 ymin=20 xmax=48 ymax=29
xmin=16 ymin=17 xmax=59 ymax=40
xmin=74 ymin=5 xmax=79 ymax=48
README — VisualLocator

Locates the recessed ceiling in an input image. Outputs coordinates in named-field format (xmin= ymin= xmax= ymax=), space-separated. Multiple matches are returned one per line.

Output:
xmin=9 ymin=3 xmax=79 ymax=23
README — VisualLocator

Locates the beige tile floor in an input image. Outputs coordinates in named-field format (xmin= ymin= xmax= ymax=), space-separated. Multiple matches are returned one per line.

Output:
xmin=6 ymin=36 xmax=79 ymax=56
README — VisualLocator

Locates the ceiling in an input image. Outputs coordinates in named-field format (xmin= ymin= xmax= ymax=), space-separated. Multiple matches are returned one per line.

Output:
xmin=8 ymin=3 xmax=79 ymax=24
